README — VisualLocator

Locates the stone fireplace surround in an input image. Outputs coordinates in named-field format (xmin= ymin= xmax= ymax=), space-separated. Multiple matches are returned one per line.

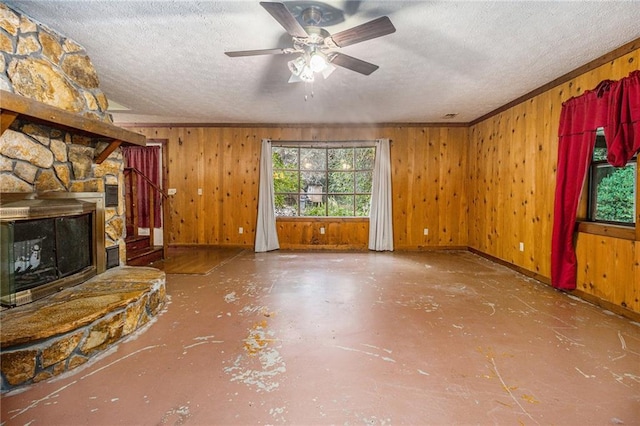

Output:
xmin=0 ymin=4 xmax=166 ymax=392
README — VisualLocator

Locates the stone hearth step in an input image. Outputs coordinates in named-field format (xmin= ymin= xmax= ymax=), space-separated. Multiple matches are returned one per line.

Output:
xmin=0 ymin=266 xmax=166 ymax=392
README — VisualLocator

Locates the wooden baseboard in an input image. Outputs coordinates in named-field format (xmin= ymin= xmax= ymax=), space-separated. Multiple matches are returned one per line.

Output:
xmin=468 ymin=248 xmax=640 ymax=323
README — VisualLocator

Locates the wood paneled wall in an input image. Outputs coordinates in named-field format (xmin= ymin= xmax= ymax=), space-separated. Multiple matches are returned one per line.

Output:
xmin=125 ymin=125 xmax=469 ymax=251
xmin=126 ymin=44 xmax=639 ymax=316
xmin=468 ymin=48 xmax=639 ymax=313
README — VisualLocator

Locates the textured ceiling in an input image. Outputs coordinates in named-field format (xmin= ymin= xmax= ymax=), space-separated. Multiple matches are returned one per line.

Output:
xmin=5 ymin=0 xmax=640 ymax=124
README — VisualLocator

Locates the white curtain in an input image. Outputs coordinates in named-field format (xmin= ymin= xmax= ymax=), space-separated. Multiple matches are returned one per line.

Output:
xmin=368 ymin=138 xmax=394 ymax=251
xmin=255 ymin=139 xmax=280 ymax=252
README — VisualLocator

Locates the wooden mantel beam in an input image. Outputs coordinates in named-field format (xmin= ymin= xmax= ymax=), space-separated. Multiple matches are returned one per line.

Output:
xmin=0 ymin=90 xmax=145 ymax=147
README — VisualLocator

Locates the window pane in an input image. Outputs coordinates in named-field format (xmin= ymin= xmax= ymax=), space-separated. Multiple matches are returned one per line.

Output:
xmin=356 ymin=171 xmax=372 ymax=193
xmin=592 ymin=129 xmax=607 ymax=161
xmin=328 ymin=149 xmax=354 ymax=170
xmin=301 ymin=171 xmax=325 ymax=197
xmin=592 ymin=162 xmax=636 ymax=223
xmin=275 ymin=194 xmax=299 ymax=217
xmin=328 ymin=171 xmax=354 ymax=193
xmin=593 ymin=147 xmax=608 ymax=162
xmin=274 ymin=170 xmax=298 ymax=193
xmin=355 ymin=147 xmax=375 ymax=169
xmin=273 ymin=147 xmax=298 ymax=169
xmin=302 ymin=200 xmax=326 ymax=216
xmin=356 ymin=195 xmax=371 ymax=217
xmin=328 ymin=195 xmax=354 ymax=216
xmin=301 ymin=148 xmax=326 ymax=170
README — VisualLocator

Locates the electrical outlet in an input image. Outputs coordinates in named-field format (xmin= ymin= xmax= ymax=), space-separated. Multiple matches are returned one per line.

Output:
xmin=197 ymin=188 xmax=203 ymax=195
xmin=167 ymin=188 xmax=177 ymax=195
xmin=320 ymin=227 xmax=325 ymax=235
xmin=519 ymin=242 xmax=524 ymax=252
xmin=423 ymin=228 xmax=429 ymax=236
xmin=238 ymin=227 xmax=244 ymax=234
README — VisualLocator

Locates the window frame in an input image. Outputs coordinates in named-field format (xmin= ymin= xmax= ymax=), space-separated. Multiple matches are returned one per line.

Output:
xmin=578 ymin=130 xmax=639 ymax=241
xmin=271 ymin=142 xmax=376 ymax=218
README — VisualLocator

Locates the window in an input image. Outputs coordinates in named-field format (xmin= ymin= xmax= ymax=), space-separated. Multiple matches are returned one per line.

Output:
xmin=588 ymin=128 xmax=637 ymax=226
xmin=272 ymin=145 xmax=375 ymax=217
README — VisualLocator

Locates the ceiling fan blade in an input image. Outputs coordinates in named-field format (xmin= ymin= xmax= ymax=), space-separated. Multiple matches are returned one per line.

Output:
xmin=225 ymin=48 xmax=296 ymax=57
xmin=260 ymin=2 xmax=309 ymax=38
xmin=329 ymin=16 xmax=396 ymax=48
xmin=329 ymin=53 xmax=379 ymax=75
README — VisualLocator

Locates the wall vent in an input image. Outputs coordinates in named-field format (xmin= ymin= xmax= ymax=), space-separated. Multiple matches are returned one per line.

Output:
xmin=105 ymin=185 xmax=118 ymax=207
xmin=106 ymin=246 xmax=120 ymax=269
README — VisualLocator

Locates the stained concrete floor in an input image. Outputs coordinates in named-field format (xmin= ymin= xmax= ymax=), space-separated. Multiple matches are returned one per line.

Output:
xmin=1 ymin=250 xmax=639 ymax=425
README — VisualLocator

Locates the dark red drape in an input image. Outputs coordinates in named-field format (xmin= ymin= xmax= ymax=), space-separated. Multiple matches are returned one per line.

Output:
xmin=123 ymin=145 xmax=161 ymax=228
xmin=551 ymin=70 xmax=640 ymax=290
xmin=605 ymin=70 xmax=640 ymax=167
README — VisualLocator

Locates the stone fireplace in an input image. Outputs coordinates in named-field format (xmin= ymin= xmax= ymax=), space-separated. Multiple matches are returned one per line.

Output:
xmin=0 ymin=2 xmax=128 ymax=263
xmin=0 ymin=4 xmax=166 ymax=392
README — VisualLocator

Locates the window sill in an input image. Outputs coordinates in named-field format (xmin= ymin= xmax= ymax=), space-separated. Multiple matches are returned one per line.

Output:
xmin=576 ymin=221 xmax=637 ymax=241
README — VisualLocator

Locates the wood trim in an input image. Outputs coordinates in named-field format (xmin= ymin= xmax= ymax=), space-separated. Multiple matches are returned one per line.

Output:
xmin=118 ymin=122 xmax=469 ymax=129
xmin=577 ymin=222 xmax=637 ymax=241
xmin=570 ymin=289 xmax=640 ymax=323
xmin=394 ymin=245 xmax=468 ymax=251
xmin=469 ymin=247 xmax=640 ymax=323
xmin=470 ymin=37 xmax=640 ymax=126
xmin=0 ymin=110 xmax=18 ymax=133
xmin=468 ymin=247 xmax=551 ymax=284
xmin=0 ymin=90 xmax=146 ymax=146
xmin=94 ymin=140 xmax=122 ymax=164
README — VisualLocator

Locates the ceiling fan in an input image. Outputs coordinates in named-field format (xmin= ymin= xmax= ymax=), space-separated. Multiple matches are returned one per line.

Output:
xmin=225 ymin=1 xmax=396 ymax=83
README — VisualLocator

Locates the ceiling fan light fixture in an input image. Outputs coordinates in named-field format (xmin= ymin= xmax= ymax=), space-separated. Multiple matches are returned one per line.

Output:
xmin=309 ymin=51 xmax=328 ymax=73
xmin=298 ymin=64 xmax=315 ymax=82
xmin=287 ymin=55 xmax=307 ymax=76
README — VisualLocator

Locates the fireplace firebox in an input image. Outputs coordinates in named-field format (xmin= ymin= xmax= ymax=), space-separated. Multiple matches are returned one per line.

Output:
xmin=0 ymin=192 xmax=106 ymax=307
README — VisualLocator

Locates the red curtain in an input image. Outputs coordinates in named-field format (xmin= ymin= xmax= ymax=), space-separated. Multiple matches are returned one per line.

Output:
xmin=551 ymin=70 xmax=640 ymax=290
xmin=606 ymin=70 xmax=640 ymax=167
xmin=123 ymin=146 xmax=162 ymax=228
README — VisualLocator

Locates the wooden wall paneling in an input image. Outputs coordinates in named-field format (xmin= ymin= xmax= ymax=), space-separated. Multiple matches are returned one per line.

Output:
xmin=466 ymin=126 xmax=478 ymax=249
xmin=437 ymin=128 xmax=454 ymax=245
xmin=445 ymin=127 xmax=468 ymax=246
xmin=575 ymin=233 xmax=637 ymax=312
xmin=410 ymin=126 xmax=428 ymax=247
xmin=485 ymin=118 xmax=499 ymax=257
xmin=184 ymin=127 xmax=204 ymax=244
xmin=221 ymin=127 xmax=240 ymax=245
xmin=239 ymin=129 xmax=260 ymax=246
xmin=634 ymin=242 xmax=640 ymax=313
xmin=390 ymin=126 xmax=410 ymax=248
xmin=423 ymin=128 xmax=440 ymax=248
xmin=202 ymin=128 xmax=223 ymax=245
xmin=196 ymin=128 xmax=206 ymax=244
xmin=276 ymin=219 xmax=368 ymax=250
xmin=510 ymin=103 xmax=526 ymax=266
xmin=467 ymin=123 xmax=484 ymax=252
xmin=532 ymin=90 xmax=554 ymax=277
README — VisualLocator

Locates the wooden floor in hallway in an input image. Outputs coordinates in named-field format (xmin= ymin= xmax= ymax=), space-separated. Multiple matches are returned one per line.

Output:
xmin=1 ymin=249 xmax=639 ymax=425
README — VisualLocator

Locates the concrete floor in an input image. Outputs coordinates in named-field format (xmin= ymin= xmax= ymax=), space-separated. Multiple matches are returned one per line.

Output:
xmin=1 ymin=250 xmax=639 ymax=425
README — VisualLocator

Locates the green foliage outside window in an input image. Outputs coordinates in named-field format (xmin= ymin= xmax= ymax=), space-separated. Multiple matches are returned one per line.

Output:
xmin=592 ymin=164 xmax=636 ymax=223
xmin=589 ymin=131 xmax=637 ymax=225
